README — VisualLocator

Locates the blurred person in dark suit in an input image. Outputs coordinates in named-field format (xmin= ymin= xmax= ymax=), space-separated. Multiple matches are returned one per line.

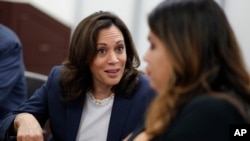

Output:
xmin=0 ymin=24 xmax=27 ymax=122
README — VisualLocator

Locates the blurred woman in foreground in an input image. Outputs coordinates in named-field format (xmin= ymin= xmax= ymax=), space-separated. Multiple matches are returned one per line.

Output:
xmin=127 ymin=0 xmax=250 ymax=140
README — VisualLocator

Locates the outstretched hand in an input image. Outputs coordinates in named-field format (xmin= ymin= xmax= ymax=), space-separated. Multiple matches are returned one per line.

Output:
xmin=14 ymin=113 xmax=44 ymax=141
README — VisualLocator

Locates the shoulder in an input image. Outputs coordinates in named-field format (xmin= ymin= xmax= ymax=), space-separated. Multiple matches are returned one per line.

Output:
xmin=179 ymin=95 xmax=245 ymax=122
xmin=49 ymin=65 xmax=64 ymax=75
xmin=0 ymin=24 xmax=18 ymax=38
xmin=46 ymin=65 xmax=64 ymax=84
xmin=36 ymin=66 xmax=64 ymax=97
xmin=131 ymin=74 xmax=156 ymax=100
xmin=184 ymin=95 xmax=240 ymax=114
xmin=162 ymin=95 xmax=246 ymax=141
xmin=0 ymin=24 xmax=21 ymax=51
xmin=137 ymin=74 xmax=155 ymax=93
xmin=186 ymin=95 xmax=227 ymax=108
xmin=137 ymin=74 xmax=151 ymax=88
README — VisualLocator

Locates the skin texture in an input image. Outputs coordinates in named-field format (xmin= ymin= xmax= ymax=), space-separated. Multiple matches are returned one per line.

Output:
xmin=143 ymin=31 xmax=173 ymax=95
xmin=90 ymin=25 xmax=127 ymax=99
xmin=14 ymin=113 xmax=43 ymax=141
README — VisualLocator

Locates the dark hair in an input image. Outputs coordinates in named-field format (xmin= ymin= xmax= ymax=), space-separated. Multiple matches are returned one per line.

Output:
xmin=146 ymin=0 xmax=250 ymax=136
xmin=60 ymin=11 xmax=141 ymax=101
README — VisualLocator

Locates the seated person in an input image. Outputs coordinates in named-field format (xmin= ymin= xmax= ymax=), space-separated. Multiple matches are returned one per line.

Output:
xmin=0 ymin=11 xmax=156 ymax=141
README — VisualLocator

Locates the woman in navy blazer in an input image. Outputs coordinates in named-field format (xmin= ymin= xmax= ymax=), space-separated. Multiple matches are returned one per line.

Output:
xmin=0 ymin=11 xmax=156 ymax=141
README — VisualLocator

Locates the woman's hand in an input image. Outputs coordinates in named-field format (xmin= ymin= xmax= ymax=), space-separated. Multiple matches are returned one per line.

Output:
xmin=14 ymin=113 xmax=44 ymax=141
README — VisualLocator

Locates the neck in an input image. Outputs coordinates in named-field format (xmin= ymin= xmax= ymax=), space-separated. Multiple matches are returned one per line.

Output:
xmin=91 ymin=87 xmax=113 ymax=100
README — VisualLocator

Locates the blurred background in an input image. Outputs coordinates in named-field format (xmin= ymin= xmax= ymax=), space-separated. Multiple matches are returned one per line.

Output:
xmin=0 ymin=0 xmax=250 ymax=75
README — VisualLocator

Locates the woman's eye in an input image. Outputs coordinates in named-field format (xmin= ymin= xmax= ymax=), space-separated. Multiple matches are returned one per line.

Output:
xmin=116 ymin=46 xmax=125 ymax=53
xmin=97 ymin=48 xmax=106 ymax=54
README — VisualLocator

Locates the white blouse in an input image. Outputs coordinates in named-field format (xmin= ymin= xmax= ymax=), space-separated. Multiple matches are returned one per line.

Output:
xmin=76 ymin=92 xmax=114 ymax=141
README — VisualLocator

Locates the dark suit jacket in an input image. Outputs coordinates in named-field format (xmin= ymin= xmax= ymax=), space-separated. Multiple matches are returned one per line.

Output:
xmin=128 ymin=95 xmax=247 ymax=141
xmin=0 ymin=24 xmax=27 ymax=121
xmin=0 ymin=66 xmax=156 ymax=141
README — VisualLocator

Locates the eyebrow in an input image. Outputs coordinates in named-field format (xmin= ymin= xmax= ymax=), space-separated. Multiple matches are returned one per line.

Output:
xmin=116 ymin=40 xmax=124 ymax=44
xmin=97 ymin=40 xmax=124 ymax=46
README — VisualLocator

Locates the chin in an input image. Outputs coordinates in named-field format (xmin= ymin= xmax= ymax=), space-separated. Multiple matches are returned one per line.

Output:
xmin=149 ymin=82 xmax=157 ymax=90
xmin=107 ymin=79 xmax=121 ymax=86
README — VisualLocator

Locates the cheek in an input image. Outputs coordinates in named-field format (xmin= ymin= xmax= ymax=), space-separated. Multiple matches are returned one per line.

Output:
xmin=119 ymin=54 xmax=127 ymax=66
xmin=90 ymin=58 xmax=105 ymax=71
xmin=150 ymin=58 xmax=172 ymax=92
xmin=159 ymin=62 xmax=171 ymax=82
xmin=155 ymin=63 xmax=169 ymax=81
xmin=147 ymin=60 xmax=164 ymax=89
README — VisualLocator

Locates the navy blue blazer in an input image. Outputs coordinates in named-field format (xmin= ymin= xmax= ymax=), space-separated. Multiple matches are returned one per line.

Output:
xmin=0 ymin=66 xmax=156 ymax=141
xmin=0 ymin=24 xmax=27 ymax=121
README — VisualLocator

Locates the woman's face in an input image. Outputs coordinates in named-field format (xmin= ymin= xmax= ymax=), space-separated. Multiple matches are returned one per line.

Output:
xmin=90 ymin=25 xmax=127 ymax=88
xmin=144 ymin=31 xmax=173 ymax=94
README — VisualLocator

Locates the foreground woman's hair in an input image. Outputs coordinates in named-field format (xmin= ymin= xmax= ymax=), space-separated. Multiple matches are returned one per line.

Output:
xmin=145 ymin=0 xmax=250 ymax=136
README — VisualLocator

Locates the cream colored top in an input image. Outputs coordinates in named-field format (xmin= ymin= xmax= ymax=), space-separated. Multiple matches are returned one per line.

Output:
xmin=76 ymin=92 xmax=114 ymax=141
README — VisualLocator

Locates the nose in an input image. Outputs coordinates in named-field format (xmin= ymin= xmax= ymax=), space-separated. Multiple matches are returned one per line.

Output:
xmin=108 ymin=51 xmax=119 ymax=64
xmin=143 ymin=49 xmax=150 ymax=63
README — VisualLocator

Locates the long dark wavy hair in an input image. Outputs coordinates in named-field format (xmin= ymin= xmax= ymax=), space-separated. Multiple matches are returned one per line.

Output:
xmin=145 ymin=0 xmax=250 ymax=136
xmin=60 ymin=11 xmax=141 ymax=101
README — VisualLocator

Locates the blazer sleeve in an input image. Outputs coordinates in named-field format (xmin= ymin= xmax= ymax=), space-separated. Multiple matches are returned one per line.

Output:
xmin=0 ymin=66 xmax=60 ymax=139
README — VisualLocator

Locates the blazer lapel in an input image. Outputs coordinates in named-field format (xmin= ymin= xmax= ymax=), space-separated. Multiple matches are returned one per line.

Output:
xmin=107 ymin=94 xmax=132 ymax=141
xmin=66 ymin=95 xmax=85 ymax=141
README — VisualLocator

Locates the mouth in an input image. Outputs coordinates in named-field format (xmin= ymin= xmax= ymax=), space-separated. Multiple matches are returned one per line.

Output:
xmin=105 ymin=69 xmax=120 ymax=77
